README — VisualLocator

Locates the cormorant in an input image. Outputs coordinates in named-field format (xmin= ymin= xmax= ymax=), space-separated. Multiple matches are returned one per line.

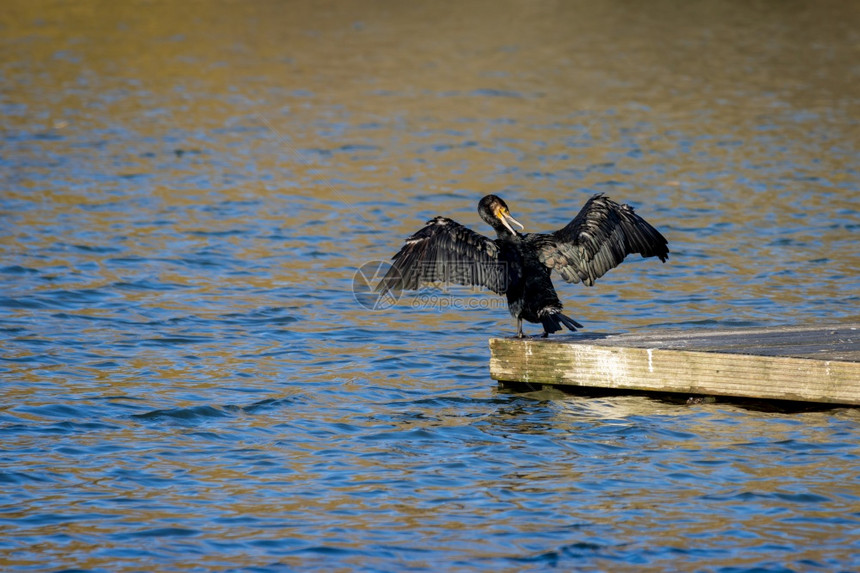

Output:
xmin=377 ymin=194 xmax=669 ymax=337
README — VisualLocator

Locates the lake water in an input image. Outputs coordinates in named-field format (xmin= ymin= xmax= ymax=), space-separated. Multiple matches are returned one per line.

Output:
xmin=2 ymin=1 xmax=859 ymax=571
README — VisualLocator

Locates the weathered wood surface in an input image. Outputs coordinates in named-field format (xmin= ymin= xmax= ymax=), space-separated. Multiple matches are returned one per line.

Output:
xmin=489 ymin=324 xmax=860 ymax=405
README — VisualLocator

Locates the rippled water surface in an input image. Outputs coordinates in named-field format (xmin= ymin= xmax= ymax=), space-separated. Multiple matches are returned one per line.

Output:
xmin=2 ymin=1 xmax=860 ymax=571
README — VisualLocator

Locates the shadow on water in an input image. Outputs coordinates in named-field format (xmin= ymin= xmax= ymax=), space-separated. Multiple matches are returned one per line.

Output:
xmin=499 ymin=381 xmax=852 ymax=414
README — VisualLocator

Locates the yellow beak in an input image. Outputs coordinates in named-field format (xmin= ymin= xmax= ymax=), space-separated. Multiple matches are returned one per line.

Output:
xmin=498 ymin=208 xmax=524 ymax=235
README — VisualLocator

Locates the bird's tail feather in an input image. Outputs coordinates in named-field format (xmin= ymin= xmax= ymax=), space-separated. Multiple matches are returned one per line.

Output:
xmin=558 ymin=313 xmax=583 ymax=331
xmin=540 ymin=312 xmax=583 ymax=333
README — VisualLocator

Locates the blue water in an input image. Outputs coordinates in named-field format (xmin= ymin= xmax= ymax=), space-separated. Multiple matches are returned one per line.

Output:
xmin=2 ymin=1 xmax=860 ymax=571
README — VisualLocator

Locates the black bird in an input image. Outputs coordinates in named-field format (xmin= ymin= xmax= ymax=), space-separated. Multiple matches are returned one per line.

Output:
xmin=377 ymin=194 xmax=669 ymax=337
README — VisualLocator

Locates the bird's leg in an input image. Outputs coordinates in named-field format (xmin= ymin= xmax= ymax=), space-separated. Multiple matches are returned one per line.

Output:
xmin=516 ymin=318 xmax=524 ymax=338
xmin=541 ymin=330 xmax=549 ymax=338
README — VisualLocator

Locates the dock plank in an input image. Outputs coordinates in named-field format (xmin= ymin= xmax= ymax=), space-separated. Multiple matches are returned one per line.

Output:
xmin=489 ymin=324 xmax=860 ymax=405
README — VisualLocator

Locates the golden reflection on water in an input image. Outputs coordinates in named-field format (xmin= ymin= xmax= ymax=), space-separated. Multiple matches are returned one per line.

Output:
xmin=5 ymin=1 xmax=859 ymax=117
xmin=1 ymin=0 xmax=857 ymax=383
xmin=2 ymin=0 xmax=857 ymax=357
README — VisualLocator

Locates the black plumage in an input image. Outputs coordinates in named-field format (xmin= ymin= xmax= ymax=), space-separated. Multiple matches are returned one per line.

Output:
xmin=377 ymin=194 xmax=669 ymax=337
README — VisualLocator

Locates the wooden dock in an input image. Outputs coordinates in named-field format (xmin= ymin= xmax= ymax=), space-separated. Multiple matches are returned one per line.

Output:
xmin=489 ymin=324 xmax=860 ymax=406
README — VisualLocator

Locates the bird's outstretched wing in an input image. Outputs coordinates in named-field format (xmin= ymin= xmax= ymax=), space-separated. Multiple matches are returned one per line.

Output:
xmin=534 ymin=194 xmax=669 ymax=286
xmin=377 ymin=217 xmax=511 ymax=295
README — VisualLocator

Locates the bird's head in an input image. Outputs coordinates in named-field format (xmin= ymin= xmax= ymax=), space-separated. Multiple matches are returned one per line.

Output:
xmin=478 ymin=195 xmax=524 ymax=237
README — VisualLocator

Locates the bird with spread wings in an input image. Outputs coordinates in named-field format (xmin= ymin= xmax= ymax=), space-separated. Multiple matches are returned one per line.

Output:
xmin=377 ymin=194 xmax=668 ymax=337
